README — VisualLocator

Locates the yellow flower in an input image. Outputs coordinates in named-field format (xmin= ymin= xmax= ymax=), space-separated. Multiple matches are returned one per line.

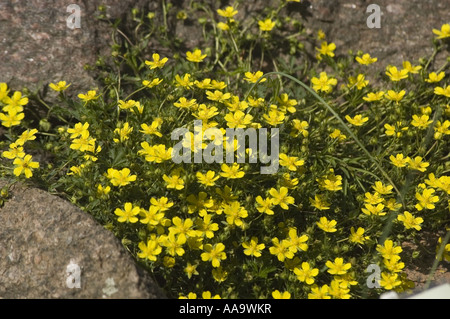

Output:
xmin=263 ymin=109 xmax=285 ymax=126
xmin=384 ymin=255 xmax=405 ymax=273
xmin=434 ymin=120 xmax=450 ymax=139
xmin=269 ymin=237 xmax=294 ymax=261
xmin=390 ymin=153 xmax=410 ymax=168
xmin=308 ymin=285 xmax=331 ymax=299
xmin=317 ymin=29 xmax=326 ymax=40
xmin=49 ymin=81 xmax=71 ymax=92
xmin=432 ymin=23 xmax=450 ymax=39
xmin=217 ymin=6 xmax=238 ymax=18
xmin=402 ymin=61 xmax=422 ymax=74
xmin=415 ymin=188 xmax=439 ymax=211
xmin=271 ymin=290 xmax=291 ymax=299
xmin=217 ymin=22 xmax=230 ymax=31
xmin=224 ymin=110 xmax=253 ymax=128
xmin=309 ymin=194 xmax=330 ymax=210
xmin=186 ymin=49 xmax=207 ymax=63
xmin=244 ymin=71 xmax=266 ymax=83
xmin=96 ymin=184 xmax=111 ymax=197
xmin=137 ymin=238 xmax=162 ymax=261
xmin=345 ymin=114 xmax=369 ymax=126
xmin=202 ymin=291 xmax=221 ymax=299
xmin=397 ymin=211 xmax=423 ymax=231
xmin=376 ymin=239 xmax=402 ymax=260
xmin=329 ymin=129 xmax=346 ymax=141
xmin=142 ymin=78 xmax=163 ymax=88
xmin=163 ymin=172 xmax=185 ymax=190
xmin=385 ymin=66 xmax=409 ymax=81
xmin=379 ymin=272 xmax=402 ymax=290
xmin=384 ymin=122 xmax=408 ymax=137
xmin=220 ymin=163 xmax=245 ymax=179
xmin=113 ymin=122 xmax=133 ymax=143
xmin=407 ymin=156 xmax=429 ymax=172
xmin=2 ymin=142 xmax=25 ymax=159
xmin=175 ymin=73 xmax=194 ymax=89
xmin=13 ymin=154 xmax=39 ymax=178
xmin=139 ymin=142 xmax=172 ymax=163
xmin=145 ymin=53 xmax=168 ymax=69
xmin=311 ymin=72 xmax=337 ymax=93
xmin=107 ymin=167 xmax=137 ymax=187
xmin=349 ymin=227 xmax=369 ymax=244
xmin=293 ymin=262 xmax=319 ymax=285
xmin=242 ymin=237 xmax=265 ymax=257
xmin=201 ymin=243 xmax=226 ymax=267
xmin=67 ymin=164 xmax=85 ymax=176
xmin=363 ymin=91 xmax=385 ymax=102
xmin=258 ymin=18 xmax=276 ymax=32
xmin=255 ymin=196 xmax=275 ymax=215
xmin=78 ymin=90 xmax=99 ymax=102
xmin=269 ymin=187 xmax=294 ymax=210
xmin=0 ymin=82 xmax=10 ymax=102
xmin=425 ymin=71 xmax=445 ymax=83
xmin=316 ymin=41 xmax=336 ymax=60
xmin=0 ymin=110 xmax=24 ymax=127
xmin=16 ymin=128 xmax=38 ymax=145
xmin=184 ymin=262 xmax=199 ymax=279
xmin=196 ymin=170 xmax=220 ymax=187
xmin=206 ymin=90 xmax=231 ymax=103
xmin=316 ymin=216 xmax=337 ymax=233
xmin=355 ymin=53 xmax=377 ymax=65
xmin=326 ymin=257 xmax=351 ymax=275
xmin=372 ymin=181 xmax=393 ymax=195
xmin=434 ymin=85 xmax=450 ymax=98
xmin=411 ymin=114 xmax=433 ymax=129
xmin=150 ymin=196 xmax=173 ymax=213
xmin=286 ymin=228 xmax=308 ymax=252
xmin=140 ymin=120 xmax=163 ymax=137
xmin=290 ymin=119 xmax=309 ymax=137
xmin=364 ymin=192 xmax=384 ymax=205
xmin=385 ymin=90 xmax=406 ymax=104
xmin=174 ymin=97 xmax=197 ymax=109
xmin=277 ymin=93 xmax=297 ymax=113
xmin=114 ymin=202 xmax=140 ymax=223
xmin=67 ymin=122 xmax=89 ymax=139
xmin=361 ymin=203 xmax=385 ymax=216
xmin=279 ymin=153 xmax=304 ymax=171
xmin=3 ymin=91 xmax=28 ymax=111
xmin=347 ymin=74 xmax=368 ymax=90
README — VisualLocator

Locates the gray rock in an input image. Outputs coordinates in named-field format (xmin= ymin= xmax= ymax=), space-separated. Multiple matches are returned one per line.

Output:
xmin=0 ymin=181 xmax=166 ymax=299
xmin=0 ymin=0 xmax=154 ymax=96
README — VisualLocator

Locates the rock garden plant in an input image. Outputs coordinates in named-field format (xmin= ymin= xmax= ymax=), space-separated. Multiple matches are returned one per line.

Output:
xmin=1 ymin=0 xmax=449 ymax=299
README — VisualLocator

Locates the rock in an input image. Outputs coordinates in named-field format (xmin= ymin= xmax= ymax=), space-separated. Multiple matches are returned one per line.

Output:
xmin=0 ymin=181 xmax=166 ymax=299
xmin=0 ymin=0 xmax=154 ymax=96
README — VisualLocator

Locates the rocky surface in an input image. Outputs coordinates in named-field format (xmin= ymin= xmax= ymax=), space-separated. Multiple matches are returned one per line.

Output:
xmin=0 ymin=181 xmax=166 ymax=299
xmin=0 ymin=0 xmax=155 ymax=96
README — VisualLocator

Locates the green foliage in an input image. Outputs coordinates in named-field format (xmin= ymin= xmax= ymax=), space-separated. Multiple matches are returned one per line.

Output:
xmin=1 ymin=0 xmax=450 ymax=299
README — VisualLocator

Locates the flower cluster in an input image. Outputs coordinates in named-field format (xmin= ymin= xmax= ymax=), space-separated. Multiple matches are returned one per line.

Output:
xmin=1 ymin=2 xmax=449 ymax=300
